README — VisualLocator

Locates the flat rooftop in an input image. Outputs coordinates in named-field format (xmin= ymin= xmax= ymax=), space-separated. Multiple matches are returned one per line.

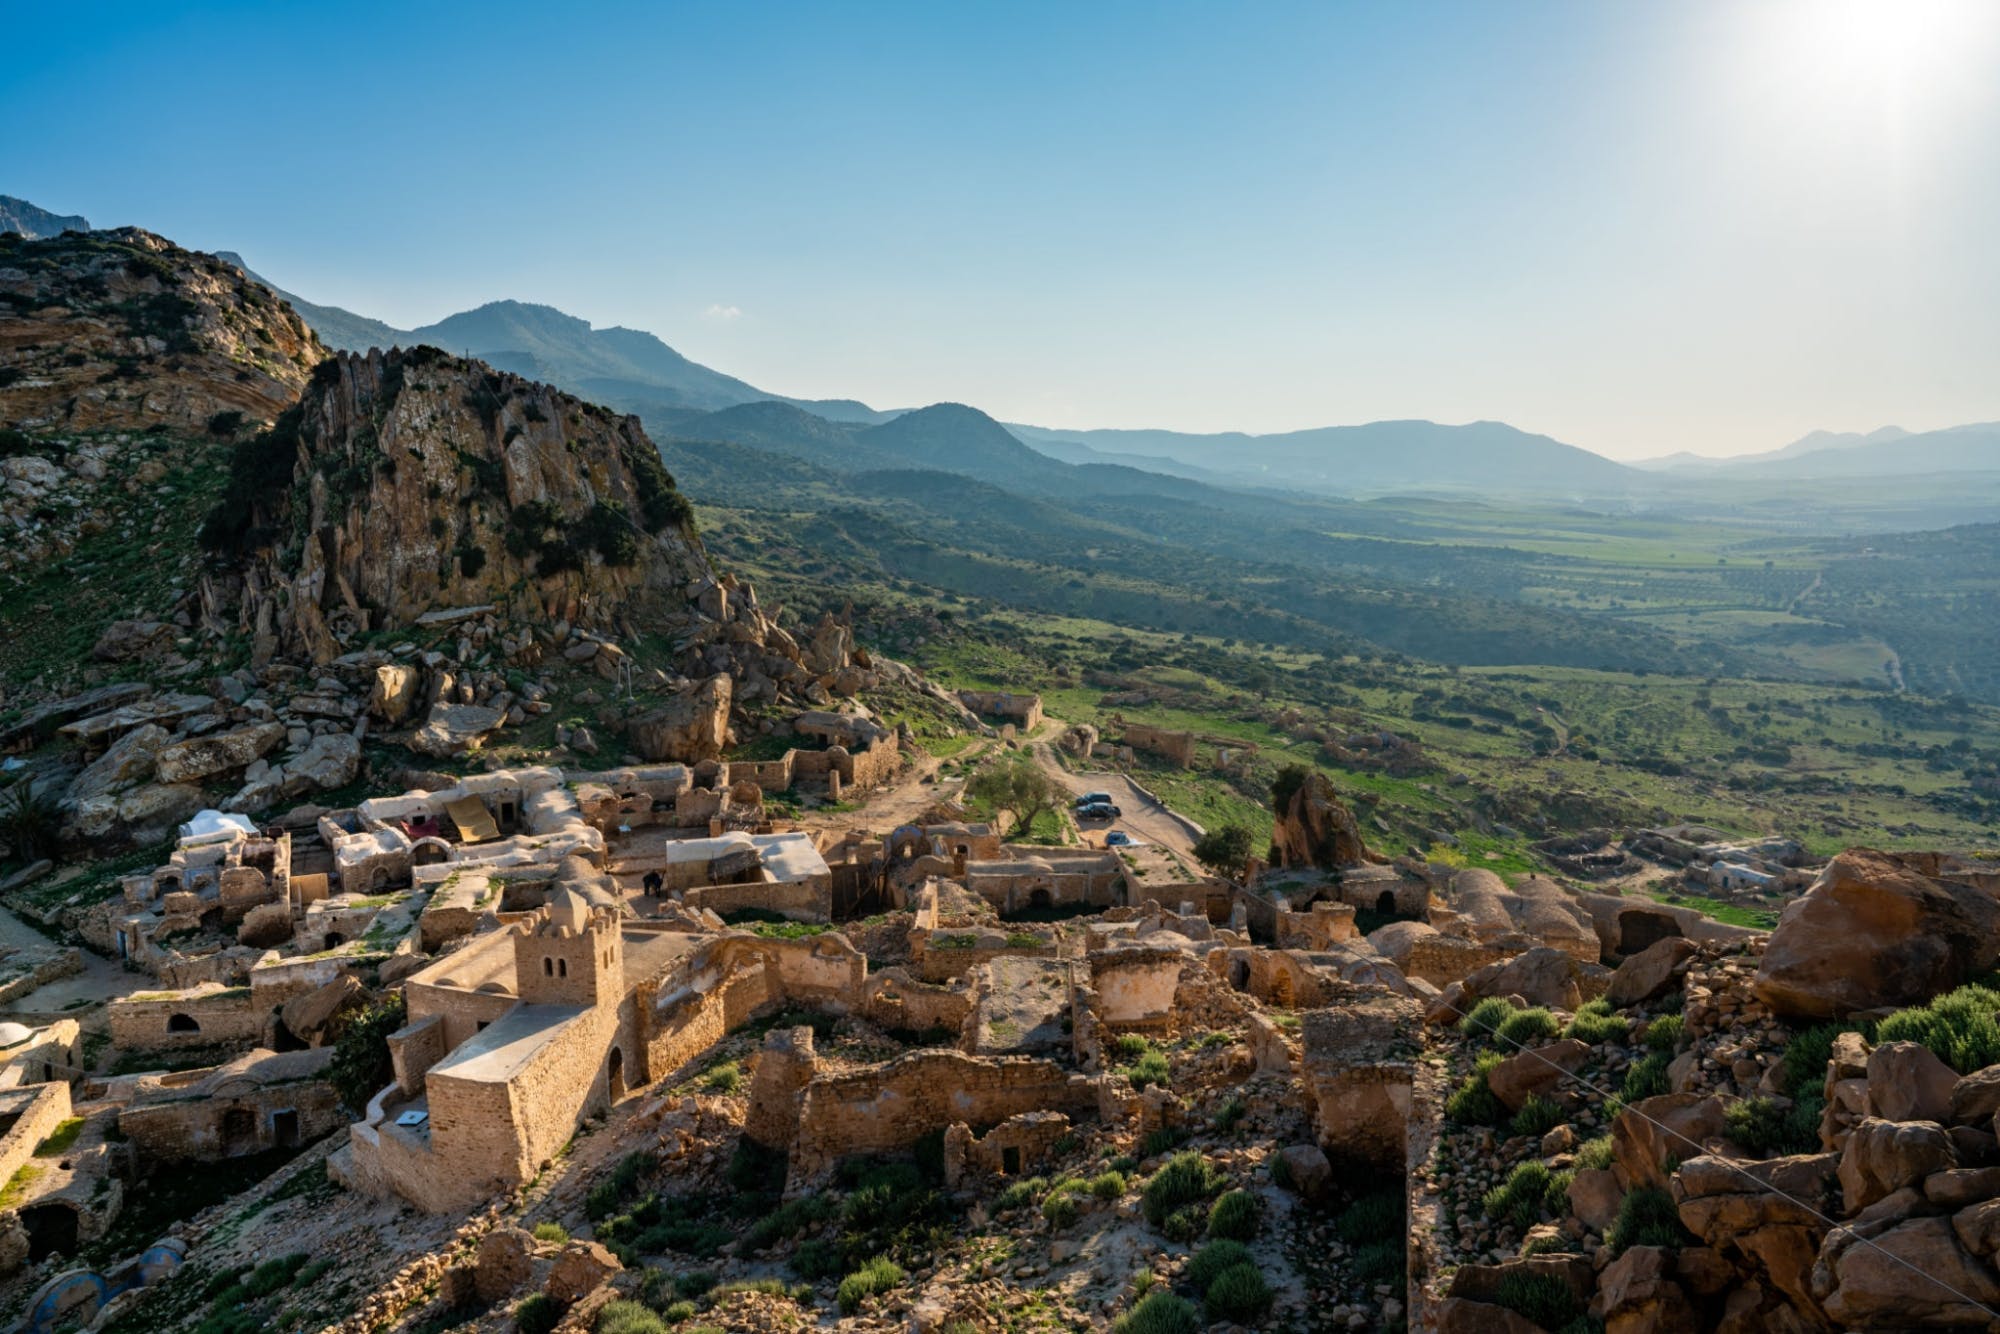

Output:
xmin=429 ymin=1002 xmax=583 ymax=1085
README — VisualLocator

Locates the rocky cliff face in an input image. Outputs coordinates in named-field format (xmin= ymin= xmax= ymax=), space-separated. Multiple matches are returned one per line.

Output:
xmin=207 ymin=346 xmax=715 ymax=663
xmin=0 ymin=228 xmax=323 ymax=434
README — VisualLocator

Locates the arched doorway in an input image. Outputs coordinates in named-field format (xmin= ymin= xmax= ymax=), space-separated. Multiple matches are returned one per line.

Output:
xmin=21 ymin=1203 xmax=78 ymax=1263
xmin=1028 ymin=887 xmax=1053 ymax=910
xmin=323 ymin=931 xmax=345 ymax=949
xmin=166 ymin=1013 xmax=199 ymax=1034
xmin=607 ymin=1047 xmax=626 ymax=1102
xmin=1375 ymin=891 xmax=1395 ymax=915
xmin=221 ymin=1106 xmax=256 ymax=1153
xmin=1229 ymin=958 xmax=1251 ymax=993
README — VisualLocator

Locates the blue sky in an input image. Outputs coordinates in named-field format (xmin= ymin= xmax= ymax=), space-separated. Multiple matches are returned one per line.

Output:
xmin=8 ymin=0 xmax=2000 ymax=457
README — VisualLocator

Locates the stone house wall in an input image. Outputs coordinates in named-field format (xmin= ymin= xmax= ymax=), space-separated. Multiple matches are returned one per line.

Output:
xmin=107 ymin=987 xmax=262 ymax=1051
xmin=1401 ymin=935 xmax=1520 ymax=987
xmin=118 ymin=1078 xmax=344 ymax=1161
xmin=682 ymin=876 xmax=829 ymax=924
xmin=788 ymin=1051 xmax=1096 ymax=1187
xmin=0 ymin=1083 xmax=73 ymax=1195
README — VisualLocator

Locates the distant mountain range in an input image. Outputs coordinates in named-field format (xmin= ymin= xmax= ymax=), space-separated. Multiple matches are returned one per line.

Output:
xmin=1638 ymin=424 xmax=1999 ymax=477
xmin=192 ymin=227 xmax=2000 ymax=494
xmin=0 ymin=195 xmax=90 ymax=240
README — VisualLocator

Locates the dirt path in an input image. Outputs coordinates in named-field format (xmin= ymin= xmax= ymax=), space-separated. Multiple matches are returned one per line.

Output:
xmin=1027 ymin=737 xmax=1203 ymax=859
xmin=0 ymin=904 xmax=139 ymax=1018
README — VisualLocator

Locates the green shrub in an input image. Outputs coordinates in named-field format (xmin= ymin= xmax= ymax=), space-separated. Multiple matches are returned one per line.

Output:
xmin=1185 ymin=1238 xmax=1254 ymax=1290
xmin=1446 ymin=1051 xmax=1509 ymax=1126
xmin=740 ymin=1191 xmax=833 ymax=1250
xmin=1460 ymin=996 xmax=1518 ymax=1042
xmin=516 ymin=1293 xmax=562 ymax=1334
xmin=1114 ymin=1034 xmax=1154 ymax=1059
xmin=597 ymin=1300 xmax=669 ymax=1334
xmin=661 ymin=1302 xmax=697 ymax=1323
xmin=1779 ymin=1022 xmax=1853 ymax=1093
xmin=1643 ymin=1014 xmax=1684 ymax=1052
xmin=1141 ymin=1152 xmax=1224 ymax=1226
xmin=1124 ymin=1049 xmax=1172 ymax=1089
xmin=836 ymin=1257 xmax=906 ymax=1314
xmin=1349 ymin=1239 xmax=1405 ymax=1286
xmin=1724 ymin=1096 xmax=1819 ymax=1158
xmin=1606 ymin=1187 xmax=1689 ymax=1255
xmin=1877 ymin=984 xmax=2000 ymax=1074
xmin=1494 ymin=1007 xmax=1562 ymax=1049
xmin=1483 ymin=1161 xmax=1555 ymax=1232
xmin=1621 ymin=1052 xmax=1672 ymax=1101
xmin=1112 ymin=1290 xmax=1201 ymax=1334
xmin=995 ymin=1176 xmax=1046 ymax=1212
xmin=1575 ymin=1135 xmax=1616 ymax=1172
xmin=1140 ymin=1127 xmax=1187 ymax=1158
xmin=1090 ymin=1170 xmax=1128 ymax=1200
xmin=1207 ymin=1188 xmax=1259 ymax=1240
xmin=1214 ymin=1096 xmax=1246 ymax=1131
xmin=1565 ymin=999 xmax=1628 ymax=1045
xmin=241 ymin=1253 xmax=307 ymax=1298
xmin=532 ymin=1222 xmax=570 ymax=1244
xmin=1042 ymin=1183 xmax=1085 ymax=1228
xmin=1334 ymin=1190 xmax=1403 ymax=1244
xmin=587 ymin=1151 xmax=657 ymax=1220
xmin=1493 ymin=1270 xmax=1582 ymax=1328
xmin=1204 ymin=1263 xmax=1273 ymax=1322
xmin=700 ymin=1061 xmax=742 ymax=1094
xmin=1511 ymin=1095 xmax=1564 ymax=1140
xmin=1163 ymin=1202 xmax=1208 ymax=1241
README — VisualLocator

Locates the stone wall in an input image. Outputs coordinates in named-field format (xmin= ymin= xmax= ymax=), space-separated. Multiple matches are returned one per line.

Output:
xmin=0 ymin=1083 xmax=72 ymax=1198
xmin=106 ymin=986 xmax=262 ymax=1051
xmin=1090 ymin=947 xmax=1186 ymax=1027
xmin=958 ymin=691 xmax=1045 ymax=731
xmin=118 ymin=1074 xmax=343 ymax=1161
xmin=1402 ymin=934 xmax=1520 ymax=988
xmin=788 ymin=1051 xmax=1098 ymax=1188
xmin=1301 ymin=996 xmax=1421 ymax=1175
xmin=682 ymin=876 xmax=828 ymax=924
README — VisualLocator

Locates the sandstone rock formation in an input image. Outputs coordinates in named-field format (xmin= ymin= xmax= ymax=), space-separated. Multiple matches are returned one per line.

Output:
xmin=630 ymin=673 xmax=733 ymax=763
xmin=0 ymin=227 xmax=322 ymax=433
xmin=1269 ymin=770 xmax=1380 ymax=869
xmin=1755 ymin=849 xmax=2000 ymax=1018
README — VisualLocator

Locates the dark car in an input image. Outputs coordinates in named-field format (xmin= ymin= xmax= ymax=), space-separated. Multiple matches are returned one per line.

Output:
xmin=1077 ymin=801 xmax=1121 ymax=820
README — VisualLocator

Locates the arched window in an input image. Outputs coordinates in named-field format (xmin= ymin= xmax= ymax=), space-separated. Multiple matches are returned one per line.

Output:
xmin=543 ymin=957 xmax=554 ymax=977
xmin=558 ymin=958 xmax=568 ymax=978
xmin=167 ymin=1013 xmax=200 ymax=1034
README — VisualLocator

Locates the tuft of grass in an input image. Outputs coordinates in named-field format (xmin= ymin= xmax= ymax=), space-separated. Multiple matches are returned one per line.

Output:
xmin=1511 ymin=1095 xmax=1564 ymax=1140
xmin=1446 ymin=1050 xmax=1509 ymax=1126
xmin=1483 ymin=1160 xmax=1555 ymax=1232
xmin=1207 ymin=1188 xmax=1259 ymax=1240
xmin=835 ymin=1256 xmax=906 ymax=1315
xmin=1565 ymin=998 xmax=1628 ymax=1045
xmin=1334 ymin=1190 xmax=1403 ymax=1245
xmin=1090 ymin=1169 xmax=1129 ymax=1200
xmin=1876 ymin=984 xmax=2000 ymax=1074
xmin=1644 ymin=1014 xmax=1684 ymax=1052
xmin=1493 ymin=1007 xmax=1562 ymax=1049
xmin=1575 ymin=1135 xmax=1616 ymax=1172
xmin=515 ymin=1293 xmax=561 ymax=1334
xmin=1141 ymin=1151 xmax=1224 ymax=1227
xmin=1606 ymin=1186 xmax=1690 ymax=1255
xmin=596 ymin=1300 xmax=669 ymax=1334
xmin=1112 ymin=1290 xmax=1201 ymax=1334
xmin=1724 ymin=1095 xmax=1820 ymax=1158
xmin=532 ymin=1221 xmax=569 ymax=1244
xmin=1622 ymin=1051 xmax=1672 ymax=1101
xmin=1204 ymin=1262 xmax=1274 ymax=1322
xmin=1493 ymin=1270 xmax=1583 ymax=1329
xmin=1185 ymin=1238 xmax=1254 ymax=1290
xmin=699 ymin=1060 xmax=743 ymax=1094
xmin=1460 ymin=996 xmax=1518 ymax=1042
xmin=33 ymin=1118 xmax=84 ymax=1157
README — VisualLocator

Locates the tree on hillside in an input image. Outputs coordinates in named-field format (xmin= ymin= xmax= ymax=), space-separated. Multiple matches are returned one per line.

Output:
xmin=1192 ymin=825 xmax=1255 ymax=880
xmin=968 ymin=762 xmax=1058 ymax=839
xmin=328 ymin=993 xmax=407 ymax=1114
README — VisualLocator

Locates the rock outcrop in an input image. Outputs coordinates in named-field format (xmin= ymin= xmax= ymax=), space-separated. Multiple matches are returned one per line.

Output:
xmin=0 ymin=227 xmax=322 ymax=433
xmin=1270 ymin=770 xmax=1380 ymax=869
xmin=1755 ymin=849 xmax=2000 ymax=1019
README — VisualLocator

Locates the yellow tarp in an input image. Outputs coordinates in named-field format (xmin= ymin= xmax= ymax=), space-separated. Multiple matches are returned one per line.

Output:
xmin=445 ymin=795 xmax=500 ymax=844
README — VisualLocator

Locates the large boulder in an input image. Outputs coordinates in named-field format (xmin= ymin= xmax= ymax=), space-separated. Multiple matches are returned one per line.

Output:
xmin=65 ymin=724 xmax=170 ymax=805
xmin=367 ymin=663 xmax=423 ymax=725
xmin=1868 ymin=1041 xmax=1961 ymax=1125
xmin=409 ymin=704 xmax=504 ymax=759
xmin=281 ymin=974 xmax=366 ymax=1044
xmin=1817 ymin=1215 xmax=2000 ymax=1328
xmin=1952 ymin=1066 xmax=2000 ymax=1127
xmin=1487 ymin=1038 xmax=1592 ymax=1112
xmin=1838 ymin=1117 xmax=1957 ymax=1212
xmin=1755 ymin=849 xmax=2000 ymax=1019
xmin=284 ymin=732 xmax=361 ymax=795
xmin=1614 ymin=1094 xmax=1728 ymax=1192
xmin=1464 ymin=946 xmax=1585 ymax=1011
xmin=1270 ymin=770 xmax=1379 ymax=869
xmin=1675 ymin=1152 xmax=1838 ymax=1316
xmin=630 ymin=673 xmax=732 ymax=763
xmin=155 ymin=722 xmax=285 ymax=784
xmin=91 ymin=619 xmax=174 ymax=662
xmin=1607 ymin=936 xmax=1698 ymax=1009
xmin=1592 ymin=1245 xmax=1698 ymax=1333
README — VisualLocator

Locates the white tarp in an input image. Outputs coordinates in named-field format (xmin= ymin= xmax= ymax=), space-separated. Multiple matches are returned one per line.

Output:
xmin=178 ymin=809 xmax=257 ymax=846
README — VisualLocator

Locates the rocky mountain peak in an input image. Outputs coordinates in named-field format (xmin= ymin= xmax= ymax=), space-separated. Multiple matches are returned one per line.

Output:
xmin=0 ymin=226 xmax=324 ymax=435
xmin=201 ymin=345 xmax=715 ymax=663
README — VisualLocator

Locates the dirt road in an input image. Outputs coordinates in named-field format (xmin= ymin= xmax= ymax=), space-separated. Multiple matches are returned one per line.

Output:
xmin=1032 ymin=750 xmax=1204 ymax=859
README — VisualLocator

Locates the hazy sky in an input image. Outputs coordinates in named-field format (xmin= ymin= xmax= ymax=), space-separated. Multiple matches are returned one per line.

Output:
xmin=9 ymin=0 xmax=2000 ymax=458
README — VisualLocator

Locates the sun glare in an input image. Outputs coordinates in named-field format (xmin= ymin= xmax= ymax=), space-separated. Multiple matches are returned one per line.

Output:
xmin=1767 ymin=0 xmax=1999 ymax=98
